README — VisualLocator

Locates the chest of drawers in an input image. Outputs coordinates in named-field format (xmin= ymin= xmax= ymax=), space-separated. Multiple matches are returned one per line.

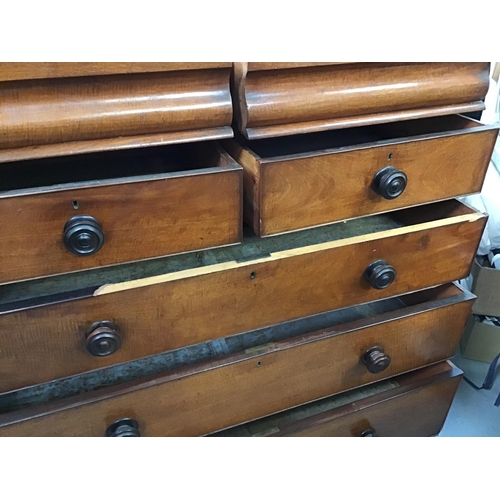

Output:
xmin=0 ymin=62 xmax=496 ymax=437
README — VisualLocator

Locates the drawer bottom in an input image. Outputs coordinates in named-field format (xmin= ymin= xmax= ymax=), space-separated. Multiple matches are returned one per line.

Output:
xmin=211 ymin=361 xmax=462 ymax=437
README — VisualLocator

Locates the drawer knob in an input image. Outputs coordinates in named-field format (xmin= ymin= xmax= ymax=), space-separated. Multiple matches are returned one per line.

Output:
xmin=106 ymin=418 xmax=140 ymax=437
xmin=364 ymin=259 xmax=396 ymax=290
xmin=63 ymin=215 xmax=104 ymax=256
xmin=361 ymin=346 xmax=391 ymax=374
xmin=360 ymin=428 xmax=377 ymax=437
xmin=373 ymin=166 xmax=407 ymax=200
xmin=85 ymin=321 xmax=122 ymax=357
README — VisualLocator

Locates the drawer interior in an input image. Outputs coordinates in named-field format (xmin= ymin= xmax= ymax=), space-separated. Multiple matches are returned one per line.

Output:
xmin=0 ymin=198 xmax=481 ymax=306
xmin=0 ymin=282 xmax=469 ymax=413
xmin=211 ymin=379 xmax=399 ymax=436
xmin=0 ymin=141 xmax=234 ymax=194
xmin=239 ymin=115 xmax=489 ymax=159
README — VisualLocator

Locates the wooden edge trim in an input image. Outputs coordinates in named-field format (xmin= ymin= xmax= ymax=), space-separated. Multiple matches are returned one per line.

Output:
xmin=232 ymin=63 xmax=249 ymax=135
xmin=94 ymin=208 xmax=485 ymax=296
xmin=0 ymin=127 xmax=235 ymax=164
xmin=257 ymin=120 xmax=500 ymax=166
xmin=244 ymin=102 xmax=487 ymax=140
xmin=0 ymin=63 xmax=233 ymax=82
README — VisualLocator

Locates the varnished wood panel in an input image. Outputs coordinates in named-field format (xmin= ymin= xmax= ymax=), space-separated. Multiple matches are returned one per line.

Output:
xmin=0 ymin=144 xmax=242 ymax=284
xmin=246 ymin=62 xmax=341 ymax=71
xmin=0 ymin=127 xmax=234 ymax=164
xmin=224 ymin=116 xmax=498 ymax=236
xmin=0 ymin=63 xmax=231 ymax=82
xmin=233 ymin=63 xmax=490 ymax=138
xmin=0 ymin=203 xmax=484 ymax=393
xmin=0 ymin=295 xmax=470 ymax=435
xmin=216 ymin=362 xmax=462 ymax=437
xmin=0 ymin=67 xmax=232 ymax=153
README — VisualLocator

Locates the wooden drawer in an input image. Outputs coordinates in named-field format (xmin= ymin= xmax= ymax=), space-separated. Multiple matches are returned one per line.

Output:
xmin=224 ymin=115 xmax=498 ymax=236
xmin=212 ymin=362 xmax=462 ymax=437
xmin=0 ymin=286 xmax=471 ymax=436
xmin=0 ymin=63 xmax=233 ymax=162
xmin=0 ymin=200 xmax=484 ymax=393
xmin=233 ymin=62 xmax=490 ymax=139
xmin=0 ymin=142 xmax=242 ymax=284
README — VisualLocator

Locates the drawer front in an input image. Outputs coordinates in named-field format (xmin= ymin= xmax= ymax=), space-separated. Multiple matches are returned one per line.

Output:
xmin=214 ymin=362 xmax=462 ymax=437
xmin=233 ymin=63 xmax=489 ymax=139
xmin=0 ymin=67 xmax=233 ymax=154
xmin=0 ymin=201 xmax=484 ymax=392
xmin=225 ymin=116 xmax=498 ymax=236
xmin=0 ymin=150 xmax=243 ymax=285
xmin=0 ymin=291 xmax=472 ymax=436
xmin=0 ymin=63 xmax=232 ymax=82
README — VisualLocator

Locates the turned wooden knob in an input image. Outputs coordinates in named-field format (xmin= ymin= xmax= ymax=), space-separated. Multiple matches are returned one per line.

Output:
xmin=364 ymin=260 xmax=396 ymax=290
xmin=361 ymin=346 xmax=391 ymax=374
xmin=85 ymin=321 xmax=121 ymax=357
xmin=63 ymin=215 xmax=104 ymax=256
xmin=106 ymin=418 xmax=140 ymax=437
xmin=372 ymin=166 xmax=407 ymax=199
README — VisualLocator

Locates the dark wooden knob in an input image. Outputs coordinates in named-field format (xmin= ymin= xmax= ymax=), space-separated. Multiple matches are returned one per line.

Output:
xmin=106 ymin=418 xmax=140 ymax=437
xmin=63 ymin=215 xmax=104 ymax=256
xmin=360 ymin=428 xmax=377 ymax=437
xmin=85 ymin=320 xmax=121 ymax=357
xmin=364 ymin=259 xmax=396 ymax=290
xmin=361 ymin=346 xmax=391 ymax=374
xmin=373 ymin=166 xmax=407 ymax=199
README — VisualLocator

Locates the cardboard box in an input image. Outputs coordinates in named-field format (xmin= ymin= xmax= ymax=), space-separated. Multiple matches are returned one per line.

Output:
xmin=471 ymin=256 xmax=500 ymax=316
xmin=461 ymin=316 xmax=500 ymax=363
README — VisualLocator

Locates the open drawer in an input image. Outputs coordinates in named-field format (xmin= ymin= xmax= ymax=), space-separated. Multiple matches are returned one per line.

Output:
xmin=0 ymin=142 xmax=242 ymax=284
xmin=223 ymin=115 xmax=498 ymax=236
xmin=212 ymin=362 xmax=463 ymax=437
xmin=0 ymin=285 xmax=472 ymax=436
xmin=0 ymin=199 xmax=484 ymax=394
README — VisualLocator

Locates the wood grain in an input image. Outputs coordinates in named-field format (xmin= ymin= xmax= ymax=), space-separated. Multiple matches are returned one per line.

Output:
xmin=0 ymin=203 xmax=484 ymax=393
xmin=224 ymin=115 xmax=498 ymax=236
xmin=0 ymin=294 xmax=471 ymax=435
xmin=0 ymin=127 xmax=234 ymax=164
xmin=0 ymin=67 xmax=232 ymax=150
xmin=0 ymin=63 xmax=231 ymax=82
xmin=273 ymin=366 xmax=462 ymax=437
xmin=0 ymin=143 xmax=242 ymax=284
xmin=219 ymin=362 xmax=462 ymax=437
xmin=233 ymin=63 xmax=490 ymax=138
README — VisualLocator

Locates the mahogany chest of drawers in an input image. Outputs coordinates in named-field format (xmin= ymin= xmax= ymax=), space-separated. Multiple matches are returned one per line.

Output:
xmin=0 ymin=62 xmax=496 ymax=437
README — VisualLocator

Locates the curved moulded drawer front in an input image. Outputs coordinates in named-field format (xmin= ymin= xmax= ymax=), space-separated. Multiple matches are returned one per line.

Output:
xmin=0 ymin=63 xmax=234 ymax=161
xmin=233 ymin=62 xmax=490 ymax=139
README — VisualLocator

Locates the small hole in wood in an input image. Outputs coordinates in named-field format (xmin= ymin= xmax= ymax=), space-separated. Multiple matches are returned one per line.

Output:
xmin=387 ymin=153 xmax=393 ymax=162
xmin=250 ymin=272 xmax=256 ymax=279
xmin=257 ymin=361 xmax=261 ymax=367
xmin=72 ymin=200 xmax=79 ymax=210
